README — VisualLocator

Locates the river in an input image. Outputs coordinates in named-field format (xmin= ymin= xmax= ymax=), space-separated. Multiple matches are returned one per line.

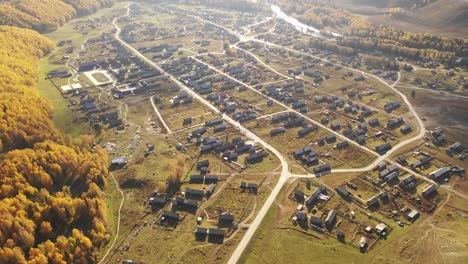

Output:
xmin=271 ymin=4 xmax=342 ymax=39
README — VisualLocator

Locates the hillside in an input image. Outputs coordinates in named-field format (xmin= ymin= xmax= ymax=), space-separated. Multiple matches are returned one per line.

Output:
xmin=322 ymin=0 xmax=468 ymax=38
xmin=0 ymin=25 xmax=109 ymax=263
xmin=0 ymin=0 xmax=115 ymax=32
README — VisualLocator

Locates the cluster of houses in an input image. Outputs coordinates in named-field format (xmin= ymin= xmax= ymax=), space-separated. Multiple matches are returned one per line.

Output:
xmin=261 ymin=82 xmax=308 ymax=113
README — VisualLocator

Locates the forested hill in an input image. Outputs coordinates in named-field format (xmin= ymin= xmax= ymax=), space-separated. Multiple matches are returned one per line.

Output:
xmin=0 ymin=0 xmax=115 ymax=32
xmin=0 ymin=26 xmax=110 ymax=263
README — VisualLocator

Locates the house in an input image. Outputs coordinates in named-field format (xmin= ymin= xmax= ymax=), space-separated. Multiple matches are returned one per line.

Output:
xmin=295 ymin=211 xmax=307 ymax=223
xmin=189 ymin=175 xmax=218 ymax=184
xmin=206 ymin=183 xmax=216 ymax=198
xmin=240 ymin=182 xmax=258 ymax=194
xmin=400 ymin=125 xmax=412 ymax=134
xmin=331 ymin=122 xmax=341 ymax=131
xmin=422 ymin=184 xmax=437 ymax=199
xmin=384 ymin=171 xmax=399 ymax=183
xmin=376 ymin=143 xmax=392 ymax=155
xmin=359 ymin=237 xmax=368 ymax=251
xmin=384 ymin=101 xmax=401 ymax=113
xmin=337 ymin=230 xmax=345 ymax=242
xmin=387 ymin=117 xmax=404 ymax=129
xmin=314 ymin=164 xmax=331 ymax=176
xmin=185 ymin=189 xmax=204 ymax=200
xmin=310 ymin=216 xmax=323 ymax=228
xmin=429 ymin=167 xmax=450 ymax=182
xmin=271 ymin=113 xmax=289 ymax=124
xmin=367 ymin=197 xmax=379 ymax=209
xmin=197 ymin=160 xmax=210 ymax=170
xmin=379 ymin=164 xmax=398 ymax=178
xmin=173 ymin=197 xmax=198 ymax=212
xmin=110 ymin=156 xmax=127 ymax=170
xmin=336 ymin=141 xmax=349 ymax=150
xmin=194 ymin=227 xmax=208 ymax=241
xmin=191 ymin=127 xmax=207 ymax=137
xmin=325 ymin=210 xmax=337 ymax=229
xmin=379 ymin=191 xmax=389 ymax=203
xmin=270 ymin=127 xmax=286 ymax=136
xmin=298 ymin=126 xmax=315 ymax=138
xmin=368 ymin=118 xmax=380 ymax=127
xmin=407 ymin=209 xmax=420 ymax=222
xmin=410 ymin=156 xmax=432 ymax=170
xmin=213 ymin=124 xmax=226 ymax=132
xmin=207 ymin=228 xmax=225 ymax=243
xmin=245 ymin=150 xmax=264 ymax=164
xmin=160 ymin=211 xmax=179 ymax=226
xmin=399 ymin=175 xmax=416 ymax=190
xmin=376 ymin=161 xmax=387 ymax=171
xmin=305 ymin=186 xmax=326 ymax=208
xmin=295 ymin=190 xmax=305 ymax=202
xmin=78 ymin=61 xmax=98 ymax=72
xmin=446 ymin=142 xmax=461 ymax=155
xmin=236 ymin=144 xmax=253 ymax=154
xmin=335 ymin=186 xmax=351 ymax=200
xmin=218 ymin=214 xmax=234 ymax=228
xmin=325 ymin=135 xmax=336 ymax=143
xmin=205 ymin=118 xmax=223 ymax=127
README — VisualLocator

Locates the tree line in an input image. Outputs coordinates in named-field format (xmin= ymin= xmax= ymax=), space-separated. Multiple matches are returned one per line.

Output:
xmin=0 ymin=26 xmax=109 ymax=263
xmin=0 ymin=0 xmax=115 ymax=33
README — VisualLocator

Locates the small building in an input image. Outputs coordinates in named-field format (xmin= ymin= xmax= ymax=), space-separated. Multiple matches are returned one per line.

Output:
xmin=376 ymin=143 xmax=392 ymax=155
xmin=295 ymin=190 xmax=305 ymax=202
xmin=194 ymin=227 xmax=208 ymax=241
xmin=213 ymin=124 xmax=226 ymax=132
xmin=314 ymin=164 xmax=331 ymax=176
xmin=400 ymin=125 xmax=412 ymax=134
xmin=270 ymin=127 xmax=286 ymax=136
xmin=407 ymin=209 xmax=420 ymax=222
xmin=218 ymin=214 xmax=235 ymax=228
xmin=207 ymin=228 xmax=225 ymax=243
xmin=421 ymin=184 xmax=437 ymax=199
xmin=206 ymin=183 xmax=216 ymax=198
xmin=335 ymin=186 xmax=351 ymax=200
xmin=310 ymin=216 xmax=323 ymax=228
xmin=240 ymin=182 xmax=258 ymax=194
xmin=367 ymin=197 xmax=379 ymax=209
xmin=110 ymin=156 xmax=127 ymax=170
xmin=325 ymin=209 xmax=337 ymax=229
xmin=185 ymin=189 xmax=205 ymax=200
xmin=429 ymin=167 xmax=450 ymax=182
xmin=446 ymin=142 xmax=462 ymax=155
xmin=359 ymin=236 xmax=368 ymax=251
xmin=160 ymin=211 xmax=179 ymax=226
xmin=190 ymin=175 xmax=218 ymax=184
xmin=368 ymin=118 xmax=380 ymax=127
xmin=295 ymin=211 xmax=307 ymax=223
xmin=197 ymin=160 xmax=210 ymax=171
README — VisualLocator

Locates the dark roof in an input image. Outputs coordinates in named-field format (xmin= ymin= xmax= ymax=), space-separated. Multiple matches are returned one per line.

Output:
xmin=422 ymin=184 xmax=437 ymax=198
xmin=162 ymin=210 xmax=179 ymax=220
xmin=194 ymin=227 xmax=207 ymax=235
xmin=430 ymin=167 xmax=450 ymax=180
xmin=208 ymin=228 xmax=225 ymax=237
xmin=310 ymin=216 xmax=323 ymax=227
xmin=218 ymin=214 xmax=234 ymax=222
xmin=335 ymin=186 xmax=350 ymax=197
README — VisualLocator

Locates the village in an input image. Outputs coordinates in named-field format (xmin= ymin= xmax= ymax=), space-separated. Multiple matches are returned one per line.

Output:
xmin=39 ymin=1 xmax=467 ymax=264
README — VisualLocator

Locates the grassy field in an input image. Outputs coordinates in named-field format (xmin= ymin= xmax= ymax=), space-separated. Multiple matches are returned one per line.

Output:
xmin=36 ymin=2 xmax=129 ymax=136
xmin=239 ymin=177 xmax=468 ymax=264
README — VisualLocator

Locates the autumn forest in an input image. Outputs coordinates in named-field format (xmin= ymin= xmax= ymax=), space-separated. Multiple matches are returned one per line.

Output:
xmin=0 ymin=1 xmax=113 ymax=262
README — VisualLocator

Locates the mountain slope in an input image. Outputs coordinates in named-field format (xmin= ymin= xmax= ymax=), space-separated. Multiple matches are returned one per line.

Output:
xmin=0 ymin=0 xmax=115 ymax=32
